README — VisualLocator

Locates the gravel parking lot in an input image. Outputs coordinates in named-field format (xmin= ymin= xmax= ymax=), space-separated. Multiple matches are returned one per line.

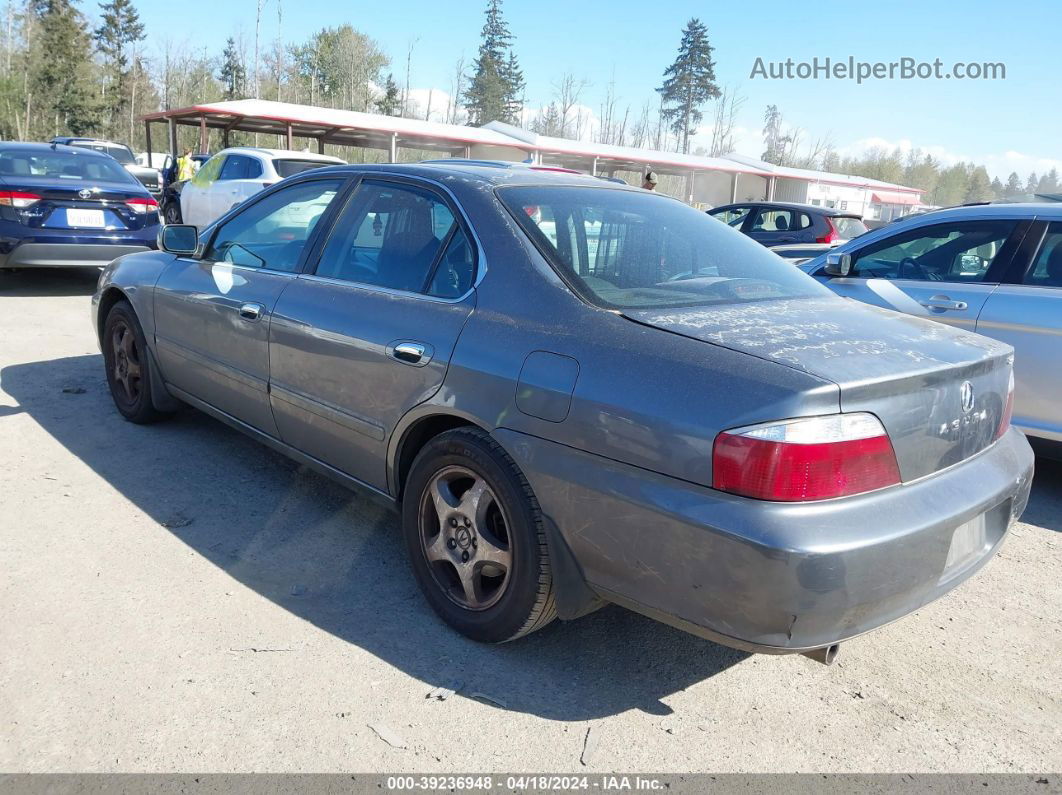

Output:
xmin=1 ymin=269 xmax=1059 ymax=774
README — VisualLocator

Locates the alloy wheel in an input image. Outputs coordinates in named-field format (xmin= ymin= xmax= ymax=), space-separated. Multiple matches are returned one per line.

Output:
xmin=418 ymin=465 xmax=513 ymax=611
xmin=110 ymin=318 xmax=143 ymax=406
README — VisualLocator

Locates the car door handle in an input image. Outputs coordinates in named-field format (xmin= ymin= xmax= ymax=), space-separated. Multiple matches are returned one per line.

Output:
xmin=391 ymin=341 xmax=430 ymax=366
xmin=238 ymin=302 xmax=265 ymax=321
xmin=920 ymin=296 xmax=968 ymax=312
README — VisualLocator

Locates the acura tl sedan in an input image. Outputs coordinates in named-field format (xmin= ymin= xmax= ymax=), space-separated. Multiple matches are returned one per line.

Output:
xmin=92 ymin=162 xmax=1033 ymax=662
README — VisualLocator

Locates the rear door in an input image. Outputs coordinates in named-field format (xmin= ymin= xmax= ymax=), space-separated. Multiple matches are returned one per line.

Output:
xmin=268 ymin=177 xmax=477 ymax=490
xmin=825 ymin=218 xmax=1025 ymax=332
xmin=976 ymin=220 xmax=1062 ymax=441
xmin=154 ymin=176 xmax=346 ymax=435
xmin=214 ymin=153 xmax=265 ymax=218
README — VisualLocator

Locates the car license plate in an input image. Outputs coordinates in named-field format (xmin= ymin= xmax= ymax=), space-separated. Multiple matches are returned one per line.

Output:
xmin=942 ymin=511 xmax=988 ymax=576
xmin=66 ymin=208 xmax=105 ymax=228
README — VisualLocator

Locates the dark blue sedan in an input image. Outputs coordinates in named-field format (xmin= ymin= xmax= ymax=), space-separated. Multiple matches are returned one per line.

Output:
xmin=0 ymin=142 xmax=159 ymax=270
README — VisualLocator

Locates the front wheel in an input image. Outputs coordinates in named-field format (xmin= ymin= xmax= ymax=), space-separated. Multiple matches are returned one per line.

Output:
xmin=103 ymin=301 xmax=172 ymax=424
xmin=163 ymin=200 xmax=181 ymax=224
xmin=402 ymin=427 xmax=556 ymax=642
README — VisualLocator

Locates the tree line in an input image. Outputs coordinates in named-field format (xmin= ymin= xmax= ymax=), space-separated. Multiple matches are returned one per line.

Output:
xmin=0 ymin=0 xmax=1047 ymax=208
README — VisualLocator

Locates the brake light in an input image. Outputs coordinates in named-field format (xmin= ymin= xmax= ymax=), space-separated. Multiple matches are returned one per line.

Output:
xmin=124 ymin=197 xmax=158 ymax=214
xmin=0 ymin=191 xmax=42 ymax=208
xmin=815 ymin=217 xmax=839 ymax=244
xmin=712 ymin=413 xmax=901 ymax=501
xmin=997 ymin=371 xmax=1015 ymax=439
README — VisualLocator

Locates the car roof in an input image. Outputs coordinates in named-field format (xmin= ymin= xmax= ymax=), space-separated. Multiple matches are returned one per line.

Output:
xmin=299 ymin=160 xmax=636 ymax=190
xmin=880 ymin=202 xmax=1062 ymax=222
xmin=217 ymin=147 xmax=346 ymax=162
xmin=53 ymin=137 xmax=131 ymax=149
xmin=711 ymin=200 xmax=863 ymax=216
xmin=0 ymin=141 xmax=117 ymax=159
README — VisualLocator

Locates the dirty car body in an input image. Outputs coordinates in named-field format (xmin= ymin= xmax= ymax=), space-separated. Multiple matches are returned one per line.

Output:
xmin=93 ymin=163 xmax=1034 ymax=657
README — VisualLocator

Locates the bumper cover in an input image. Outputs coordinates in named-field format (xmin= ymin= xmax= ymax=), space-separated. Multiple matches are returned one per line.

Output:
xmin=1 ymin=242 xmax=150 ymax=269
xmin=496 ymin=427 xmax=1034 ymax=653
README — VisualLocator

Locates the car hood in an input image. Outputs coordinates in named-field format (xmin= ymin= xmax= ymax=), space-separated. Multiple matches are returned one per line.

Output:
xmin=625 ymin=296 xmax=1014 ymax=480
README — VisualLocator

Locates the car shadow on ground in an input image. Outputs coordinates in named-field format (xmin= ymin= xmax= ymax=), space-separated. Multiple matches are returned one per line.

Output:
xmin=0 ymin=268 xmax=101 ymax=297
xmin=2 ymin=353 xmax=758 ymax=721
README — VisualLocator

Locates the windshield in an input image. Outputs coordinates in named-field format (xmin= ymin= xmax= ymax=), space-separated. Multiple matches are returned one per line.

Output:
xmin=833 ymin=215 xmax=868 ymax=239
xmin=69 ymin=142 xmax=136 ymax=165
xmin=500 ymin=185 xmax=830 ymax=309
xmin=0 ymin=150 xmax=137 ymax=183
xmin=273 ymin=159 xmax=336 ymax=178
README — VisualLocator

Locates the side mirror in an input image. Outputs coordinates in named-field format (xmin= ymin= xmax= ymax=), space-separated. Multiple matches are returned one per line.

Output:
xmin=824 ymin=251 xmax=852 ymax=277
xmin=159 ymin=224 xmax=198 ymax=255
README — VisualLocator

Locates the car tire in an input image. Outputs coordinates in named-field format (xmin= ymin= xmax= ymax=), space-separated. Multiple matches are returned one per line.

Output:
xmin=102 ymin=301 xmax=171 ymax=424
xmin=402 ymin=427 xmax=557 ymax=643
xmin=163 ymin=201 xmax=181 ymax=224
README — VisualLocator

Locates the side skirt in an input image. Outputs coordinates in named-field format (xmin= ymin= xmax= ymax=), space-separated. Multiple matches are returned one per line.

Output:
xmin=166 ymin=383 xmax=398 ymax=513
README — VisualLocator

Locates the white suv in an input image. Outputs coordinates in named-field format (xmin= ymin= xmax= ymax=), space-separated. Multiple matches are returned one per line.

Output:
xmin=179 ymin=147 xmax=345 ymax=228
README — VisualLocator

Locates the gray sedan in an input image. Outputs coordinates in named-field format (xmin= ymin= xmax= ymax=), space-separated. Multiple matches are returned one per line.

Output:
xmin=802 ymin=203 xmax=1062 ymax=449
xmin=92 ymin=162 xmax=1033 ymax=663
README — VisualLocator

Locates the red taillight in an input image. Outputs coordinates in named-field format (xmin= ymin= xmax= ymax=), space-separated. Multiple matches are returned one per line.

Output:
xmin=0 ymin=191 xmax=42 ymax=209
xmin=815 ymin=217 xmax=839 ymax=244
xmin=712 ymin=413 xmax=901 ymax=501
xmin=124 ymin=197 xmax=158 ymax=214
xmin=997 ymin=371 xmax=1015 ymax=439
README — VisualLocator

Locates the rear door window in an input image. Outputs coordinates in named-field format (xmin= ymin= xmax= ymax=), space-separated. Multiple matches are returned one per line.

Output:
xmin=314 ymin=180 xmax=474 ymax=296
xmin=218 ymin=155 xmax=263 ymax=181
xmin=750 ymin=209 xmax=808 ymax=233
xmin=1025 ymin=222 xmax=1062 ymax=288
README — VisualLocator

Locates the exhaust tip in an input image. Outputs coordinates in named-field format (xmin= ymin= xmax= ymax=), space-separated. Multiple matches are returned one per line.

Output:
xmin=801 ymin=643 xmax=840 ymax=666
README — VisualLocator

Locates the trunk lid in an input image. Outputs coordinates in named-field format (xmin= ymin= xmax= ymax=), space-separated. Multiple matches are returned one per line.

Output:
xmin=0 ymin=176 xmax=155 ymax=231
xmin=626 ymin=296 xmax=1013 ymax=481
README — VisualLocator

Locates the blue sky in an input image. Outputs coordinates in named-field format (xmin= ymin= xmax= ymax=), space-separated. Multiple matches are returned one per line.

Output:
xmin=133 ymin=0 xmax=1060 ymax=178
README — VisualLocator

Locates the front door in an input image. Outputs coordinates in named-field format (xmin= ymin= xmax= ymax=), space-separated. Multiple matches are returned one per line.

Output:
xmin=826 ymin=218 xmax=1023 ymax=333
xmin=153 ymin=176 xmax=346 ymax=434
xmin=268 ymin=178 xmax=478 ymax=490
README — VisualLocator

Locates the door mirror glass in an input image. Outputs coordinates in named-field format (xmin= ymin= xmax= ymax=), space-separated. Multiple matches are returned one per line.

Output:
xmin=824 ymin=251 xmax=851 ymax=276
xmin=159 ymin=224 xmax=198 ymax=255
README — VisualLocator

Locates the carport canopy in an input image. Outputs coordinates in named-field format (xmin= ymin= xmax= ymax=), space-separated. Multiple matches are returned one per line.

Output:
xmin=140 ymin=99 xmax=529 ymax=161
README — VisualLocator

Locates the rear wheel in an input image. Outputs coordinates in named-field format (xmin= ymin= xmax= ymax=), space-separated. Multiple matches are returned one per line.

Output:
xmin=402 ymin=427 xmax=556 ymax=642
xmin=103 ymin=301 xmax=171 ymax=424
xmin=163 ymin=200 xmax=181 ymax=224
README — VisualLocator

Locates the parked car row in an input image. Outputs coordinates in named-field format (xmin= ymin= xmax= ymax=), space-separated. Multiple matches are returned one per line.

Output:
xmin=91 ymin=160 xmax=1033 ymax=663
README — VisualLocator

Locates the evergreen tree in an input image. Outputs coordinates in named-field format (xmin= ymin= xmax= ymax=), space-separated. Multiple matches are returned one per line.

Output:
xmin=531 ymin=102 xmax=562 ymax=136
xmin=1004 ymin=171 xmax=1023 ymax=197
xmin=94 ymin=0 xmax=145 ymax=134
xmin=31 ymin=0 xmax=100 ymax=134
xmin=1036 ymin=168 xmax=1059 ymax=195
xmin=464 ymin=0 xmax=522 ymax=125
xmin=1025 ymin=172 xmax=1039 ymax=194
xmin=218 ymin=37 xmax=246 ymax=100
xmin=761 ymin=104 xmax=784 ymax=164
xmin=375 ymin=73 xmax=400 ymax=116
xmin=964 ymin=165 xmax=994 ymax=203
xmin=990 ymin=176 xmax=1004 ymax=199
xmin=656 ymin=18 xmax=719 ymax=153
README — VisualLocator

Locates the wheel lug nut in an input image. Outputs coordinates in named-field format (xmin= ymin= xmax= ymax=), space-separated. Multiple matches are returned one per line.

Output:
xmin=447 ymin=538 xmax=457 ymax=549
xmin=464 ymin=517 xmax=471 ymax=527
xmin=449 ymin=518 xmax=458 ymax=527
xmin=472 ymin=540 xmax=478 ymax=548
xmin=461 ymin=551 xmax=469 ymax=562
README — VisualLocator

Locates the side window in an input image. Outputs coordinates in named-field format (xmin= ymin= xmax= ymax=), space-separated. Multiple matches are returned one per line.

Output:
xmin=750 ymin=209 xmax=797 ymax=232
xmin=219 ymin=155 xmax=250 ymax=180
xmin=792 ymin=212 xmax=812 ymax=230
xmin=851 ymin=221 xmax=1016 ymax=282
xmin=204 ymin=179 xmax=342 ymax=272
xmin=191 ymin=154 xmax=224 ymax=187
xmin=315 ymin=181 xmax=470 ymax=294
xmin=1026 ymin=222 xmax=1062 ymax=288
xmin=710 ymin=206 xmax=751 ymax=227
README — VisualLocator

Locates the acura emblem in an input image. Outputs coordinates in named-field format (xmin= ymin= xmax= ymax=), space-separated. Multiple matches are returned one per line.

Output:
xmin=959 ymin=381 xmax=975 ymax=413
xmin=78 ymin=188 xmax=94 ymax=199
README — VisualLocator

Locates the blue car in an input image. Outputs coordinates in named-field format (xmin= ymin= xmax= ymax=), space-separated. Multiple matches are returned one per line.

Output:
xmin=0 ymin=142 xmax=159 ymax=270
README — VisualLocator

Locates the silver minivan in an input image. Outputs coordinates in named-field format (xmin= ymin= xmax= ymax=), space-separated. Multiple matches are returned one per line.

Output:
xmin=803 ymin=203 xmax=1062 ymax=447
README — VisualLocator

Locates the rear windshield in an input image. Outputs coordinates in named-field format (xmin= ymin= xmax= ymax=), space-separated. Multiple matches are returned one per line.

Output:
xmin=0 ymin=150 xmax=136 ymax=184
xmin=69 ymin=142 xmax=136 ymax=165
xmin=499 ymin=186 xmax=830 ymax=309
xmin=273 ymin=159 xmax=333 ymax=178
xmin=832 ymin=215 xmax=868 ymax=239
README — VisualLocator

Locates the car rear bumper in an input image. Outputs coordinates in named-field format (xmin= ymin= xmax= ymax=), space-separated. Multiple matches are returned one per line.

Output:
xmin=0 ymin=242 xmax=152 ymax=269
xmin=496 ymin=427 xmax=1034 ymax=653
